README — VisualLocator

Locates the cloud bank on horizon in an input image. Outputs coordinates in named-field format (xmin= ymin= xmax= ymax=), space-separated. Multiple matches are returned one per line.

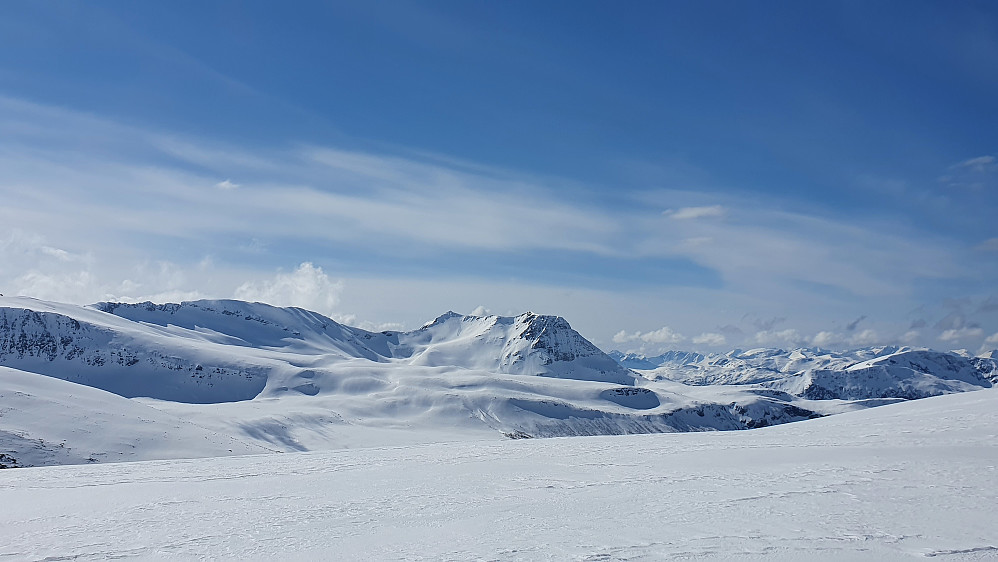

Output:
xmin=0 ymin=2 xmax=995 ymax=354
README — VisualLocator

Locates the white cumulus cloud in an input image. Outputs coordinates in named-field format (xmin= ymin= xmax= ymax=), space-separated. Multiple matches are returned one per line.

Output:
xmin=811 ymin=331 xmax=840 ymax=348
xmin=234 ymin=262 xmax=343 ymax=316
xmin=849 ymin=329 xmax=879 ymax=346
xmin=613 ymin=326 xmax=686 ymax=345
xmin=691 ymin=332 xmax=726 ymax=346
xmin=900 ymin=330 xmax=921 ymax=345
xmin=980 ymin=332 xmax=998 ymax=355
xmin=939 ymin=327 xmax=984 ymax=342
xmin=754 ymin=328 xmax=804 ymax=347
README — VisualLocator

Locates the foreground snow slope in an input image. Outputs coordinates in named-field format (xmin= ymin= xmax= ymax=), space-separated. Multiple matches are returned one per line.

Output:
xmin=1 ymin=390 xmax=996 ymax=561
xmin=0 ymin=366 xmax=275 ymax=467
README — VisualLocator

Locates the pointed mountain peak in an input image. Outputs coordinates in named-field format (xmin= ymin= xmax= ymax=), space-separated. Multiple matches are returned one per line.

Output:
xmin=420 ymin=311 xmax=463 ymax=329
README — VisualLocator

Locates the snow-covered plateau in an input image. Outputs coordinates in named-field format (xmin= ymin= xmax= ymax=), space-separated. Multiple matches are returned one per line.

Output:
xmin=1 ymin=390 xmax=996 ymax=560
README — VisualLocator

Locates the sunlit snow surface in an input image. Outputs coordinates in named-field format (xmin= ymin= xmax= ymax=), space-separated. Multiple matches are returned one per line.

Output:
xmin=2 ymin=390 xmax=996 ymax=561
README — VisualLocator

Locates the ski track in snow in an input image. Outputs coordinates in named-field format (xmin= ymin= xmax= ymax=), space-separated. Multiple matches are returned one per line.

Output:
xmin=1 ymin=390 xmax=997 ymax=561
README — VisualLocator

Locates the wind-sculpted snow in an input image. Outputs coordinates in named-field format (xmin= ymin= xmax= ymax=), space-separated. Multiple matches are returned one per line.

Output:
xmin=1 ymin=391 xmax=995 ymax=560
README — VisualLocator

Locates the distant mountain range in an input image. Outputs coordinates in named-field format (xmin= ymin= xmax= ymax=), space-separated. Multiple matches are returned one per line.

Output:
xmin=608 ymin=350 xmax=706 ymax=370
xmin=0 ymin=296 xmax=994 ymax=467
xmin=610 ymin=346 xmax=997 ymax=399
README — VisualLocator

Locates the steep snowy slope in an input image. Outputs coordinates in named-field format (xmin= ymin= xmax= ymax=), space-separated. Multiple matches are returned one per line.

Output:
xmin=1 ymin=390 xmax=995 ymax=560
xmin=972 ymin=350 xmax=998 ymax=383
xmin=0 ymin=298 xmax=275 ymax=402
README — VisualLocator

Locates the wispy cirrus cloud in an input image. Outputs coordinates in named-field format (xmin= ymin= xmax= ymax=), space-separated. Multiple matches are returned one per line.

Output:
xmin=663 ymin=205 xmax=725 ymax=220
xmin=976 ymin=238 xmax=998 ymax=252
xmin=2 ymin=95 xmax=996 ymax=351
xmin=954 ymin=155 xmax=995 ymax=172
xmin=939 ymin=154 xmax=997 ymax=190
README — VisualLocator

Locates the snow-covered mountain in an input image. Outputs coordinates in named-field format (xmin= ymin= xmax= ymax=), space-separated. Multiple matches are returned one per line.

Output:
xmin=616 ymin=346 xmax=994 ymax=400
xmin=1 ymin=296 xmax=992 ymax=469
xmin=0 ymin=298 xmax=634 ymax=404
xmin=386 ymin=310 xmax=635 ymax=384
xmin=608 ymin=350 xmax=705 ymax=370
xmin=971 ymin=351 xmax=998 ymax=384
xmin=0 ymin=297 xmax=829 ymax=466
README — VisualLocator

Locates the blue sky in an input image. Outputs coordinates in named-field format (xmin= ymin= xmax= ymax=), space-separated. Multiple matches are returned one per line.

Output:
xmin=1 ymin=1 xmax=996 ymax=353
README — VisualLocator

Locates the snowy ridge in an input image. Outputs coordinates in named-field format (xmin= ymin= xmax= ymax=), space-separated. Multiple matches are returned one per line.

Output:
xmin=95 ymin=301 xmax=635 ymax=384
xmin=0 ymin=300 xmax=273 ymax=403
xmin=776 ymin=349 xmax=992 ymax=400
xmin=622 ymin=345 xmax=993 ymax=399
xmin=95 ymin=299 xmax=387 ymax=359
xmin=608 ymin=350 xmax=705 ymax=370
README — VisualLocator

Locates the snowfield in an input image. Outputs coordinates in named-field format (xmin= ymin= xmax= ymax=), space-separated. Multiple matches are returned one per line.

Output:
xmin=1 ymin=389 xmax=996 ymax=560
